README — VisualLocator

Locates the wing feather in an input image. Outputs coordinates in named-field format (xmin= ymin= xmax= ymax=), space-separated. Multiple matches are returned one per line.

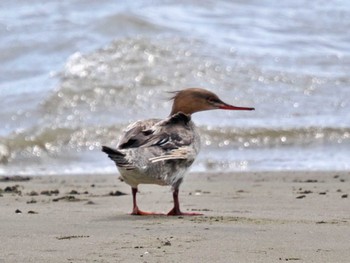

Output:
xmin=149 ymin=146 xmax=195 ymax=163
xmin=103 ymin=113 xmax=197 ymax=169
xmin=118 ymin=113 xmax=192 ymax=152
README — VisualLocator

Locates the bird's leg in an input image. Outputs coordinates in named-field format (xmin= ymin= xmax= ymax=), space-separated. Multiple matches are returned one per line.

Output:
xmin=131 ymin=187 xmax=140 ymax=215
xmin=167 ymin=188 xmax=202 ymax=216
xmin=130 ymin=187 xmax=164 ymax=216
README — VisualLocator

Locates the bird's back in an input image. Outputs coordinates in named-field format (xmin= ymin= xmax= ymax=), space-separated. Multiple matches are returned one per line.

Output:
xmin=104 ymin=113 xmax=200 ymax=189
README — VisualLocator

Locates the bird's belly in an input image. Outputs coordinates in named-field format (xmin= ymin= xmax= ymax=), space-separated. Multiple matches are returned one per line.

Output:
xmin=117 ymin=159 xmax=191 ymax=189
xmin=118 ymin=167 xmax=168 ymax=188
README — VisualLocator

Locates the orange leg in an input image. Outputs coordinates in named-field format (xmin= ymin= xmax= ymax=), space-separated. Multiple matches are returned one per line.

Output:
xmin=167 ymin=188 xmax=202 ymax=216
xmin=130 ymin=187 xmax=164 ymax=216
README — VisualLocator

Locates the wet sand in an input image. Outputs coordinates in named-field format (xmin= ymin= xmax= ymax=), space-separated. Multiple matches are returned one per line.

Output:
xmin=1 ymin=171 xmax=349 ymax=263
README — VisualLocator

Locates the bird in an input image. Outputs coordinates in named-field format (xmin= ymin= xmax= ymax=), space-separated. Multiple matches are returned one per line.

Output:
xmin=102 ymin=88 xmax=254 ymax=216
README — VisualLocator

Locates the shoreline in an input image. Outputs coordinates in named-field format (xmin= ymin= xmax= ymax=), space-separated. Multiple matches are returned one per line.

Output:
xmin=1 ymin=171 xmax=349 ymax=262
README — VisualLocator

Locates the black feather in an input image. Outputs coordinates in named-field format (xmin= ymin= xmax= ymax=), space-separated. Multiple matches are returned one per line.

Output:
xmin=101 ymin=146 xmax=132 ymax=168
xmin=101 ymin=146 xmax=125 ymax=156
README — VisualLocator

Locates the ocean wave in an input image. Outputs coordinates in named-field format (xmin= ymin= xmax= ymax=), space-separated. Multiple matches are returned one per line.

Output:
xmin=2 ymin=35 xmax=350 ymax=171
xmin=201 ymin=126 xmax=350 ymax=149
xmin=1 ymin=123 xmax=349 ymax=165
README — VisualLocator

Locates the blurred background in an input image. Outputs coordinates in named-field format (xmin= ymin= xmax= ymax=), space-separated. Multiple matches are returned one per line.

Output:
xmin=1 ymin=0 xmax=349 ymax=175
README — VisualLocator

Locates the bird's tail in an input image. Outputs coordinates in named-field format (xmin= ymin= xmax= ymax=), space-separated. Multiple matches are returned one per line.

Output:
xmin=102 ymin=146 xmax=133 ymax=169
xmin=102 ymin=146 xmax=123 ymax=156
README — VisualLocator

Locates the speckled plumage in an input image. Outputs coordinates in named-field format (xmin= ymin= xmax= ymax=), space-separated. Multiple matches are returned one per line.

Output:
xmin=102 ymin=113 xmax=200 ymax=190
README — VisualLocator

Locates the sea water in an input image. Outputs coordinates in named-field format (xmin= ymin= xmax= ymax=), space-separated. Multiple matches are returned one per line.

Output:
xmin=1 ymin=0 xmax=349 ymax=175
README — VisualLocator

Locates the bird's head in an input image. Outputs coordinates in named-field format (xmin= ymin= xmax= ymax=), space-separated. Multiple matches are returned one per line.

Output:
xmin=170 ymin=88 xmax=255 ymax=115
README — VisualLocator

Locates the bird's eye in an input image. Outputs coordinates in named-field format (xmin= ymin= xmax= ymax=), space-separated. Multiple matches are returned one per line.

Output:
xmin=207 ymin=97 xmax=219 ymax=104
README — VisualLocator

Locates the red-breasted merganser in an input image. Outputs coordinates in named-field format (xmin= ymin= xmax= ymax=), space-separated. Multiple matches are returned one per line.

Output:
xmin=102 ymin=88 xmax=254 ymax=216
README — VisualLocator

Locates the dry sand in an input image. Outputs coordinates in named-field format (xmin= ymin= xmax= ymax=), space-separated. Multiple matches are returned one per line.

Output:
xmin=0 ymin=171 xmax=349 ymax=263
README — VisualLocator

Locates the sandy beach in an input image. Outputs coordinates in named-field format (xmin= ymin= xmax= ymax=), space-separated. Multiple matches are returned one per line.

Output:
xmin=0 ymin=171 xmax=349 ymax=263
